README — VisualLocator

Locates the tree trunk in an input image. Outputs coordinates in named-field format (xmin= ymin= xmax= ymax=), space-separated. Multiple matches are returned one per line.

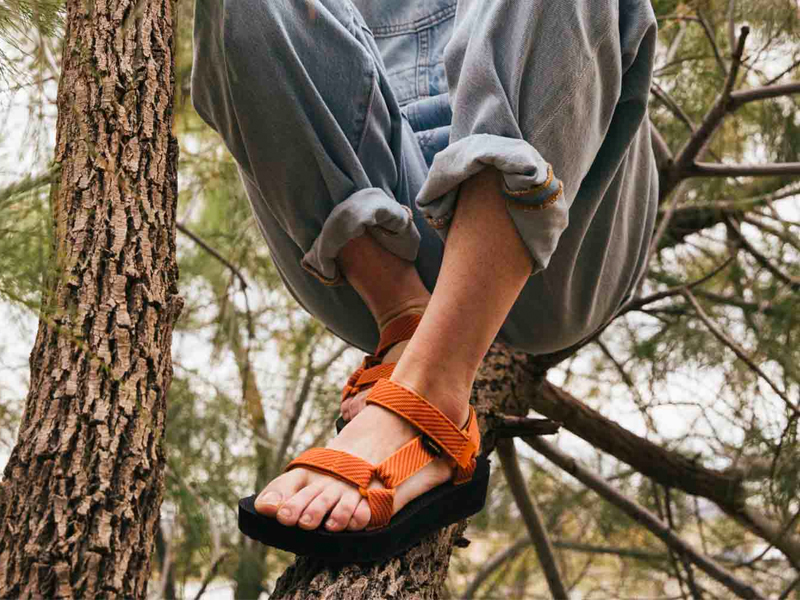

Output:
xmin=270 ymin=344 xmax=541 ymax=600
xmin=0 ymin=0 xmax=181 ymax=596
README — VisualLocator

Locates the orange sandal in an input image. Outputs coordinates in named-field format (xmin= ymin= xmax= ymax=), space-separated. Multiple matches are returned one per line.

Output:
xmin=336 ymin=312 xmax=422 ymax=433
xmin=239 ymin=378 xmax=490 ymax=563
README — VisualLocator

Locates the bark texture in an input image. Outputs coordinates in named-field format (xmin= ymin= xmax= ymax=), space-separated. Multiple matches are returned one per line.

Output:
xmin=0 ymin=0 xmax=181 ymax=596
xmin=270 ymin=344 xmax=541 ymax=600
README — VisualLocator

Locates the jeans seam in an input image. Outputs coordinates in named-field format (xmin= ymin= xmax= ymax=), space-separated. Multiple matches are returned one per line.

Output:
xmin=354 ymin=58 xmax=380 ymax=157
xmin=528 ymin=26 xmax=616 ymax=142
xmin=370 ymin=4 xmax=457 ymax=37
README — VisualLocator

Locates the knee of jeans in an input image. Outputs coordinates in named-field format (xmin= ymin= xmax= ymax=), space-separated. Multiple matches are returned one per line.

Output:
xmin=223 ymin=0 xmax=358 ymax=58
xmin=222 ymin=0 xmax=289 ymax=57
xmin=514 ymin=285 xmax=611 ymax=356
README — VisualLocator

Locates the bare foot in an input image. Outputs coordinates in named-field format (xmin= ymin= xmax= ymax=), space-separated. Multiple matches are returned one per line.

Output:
xmin=254 ymin=388 xmax=469 ymax=532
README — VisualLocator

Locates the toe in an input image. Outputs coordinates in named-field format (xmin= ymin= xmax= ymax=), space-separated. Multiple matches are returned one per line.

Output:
xmin=341 ymin=399 xmax=352 ymax=422
xmin=351 ymin=391 xmax=368 ymax=416
xmin=325 ymin=488 xmax=362 ymax=531
xmin=254 ymin=470 xmax=305 ymax=517
xmin=276 ymin=481 xmax=323 ymax=527
xmin=346 ymin=498 xmax=372 ymax=531
xmin=298 ymin=485 xmax=344 ymax=530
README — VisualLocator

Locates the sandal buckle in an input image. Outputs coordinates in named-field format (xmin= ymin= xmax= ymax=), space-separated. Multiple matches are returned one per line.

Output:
xmin=421 ymin=435 xmax=443 ymax=457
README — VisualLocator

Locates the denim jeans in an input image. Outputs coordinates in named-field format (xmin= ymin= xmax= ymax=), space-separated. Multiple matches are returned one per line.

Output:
xmin=190 ymin=0 xmax=659 ymax=355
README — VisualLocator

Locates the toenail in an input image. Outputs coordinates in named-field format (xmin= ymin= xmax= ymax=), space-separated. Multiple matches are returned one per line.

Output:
xmin=259 ymin=492 xmax=281 ymax=507
xmin=326 ymin=519 xmax=337 ymax=529
xmin=278 ymin=507 xmax=292 ymax=518
xmin=300 ymin=514 xmax=313 ymax=525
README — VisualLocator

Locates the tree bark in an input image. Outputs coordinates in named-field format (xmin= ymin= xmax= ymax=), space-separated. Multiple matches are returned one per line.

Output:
xmin=269 ymin=344 xmax=540 ymax=600
xmin=0 ymin=0 xmax=181 ymax=596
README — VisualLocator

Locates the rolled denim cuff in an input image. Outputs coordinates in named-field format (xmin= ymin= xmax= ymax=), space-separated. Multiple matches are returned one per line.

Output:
xmin=415 ymin=133 xmax=568 ymax=274
xmin=300 ymin=188 xmax=421 ymax=286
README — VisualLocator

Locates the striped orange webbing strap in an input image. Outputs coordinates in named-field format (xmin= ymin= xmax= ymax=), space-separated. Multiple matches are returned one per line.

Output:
xmin=341 ymin=313 xmax=422 ymax=403
xmin=366 ymin=379 xmax=480 ymax=482
xmin=283 ymin=440 xmax=439 ymax=529
xmin=374 ymin=312 xmax=422 ymax=356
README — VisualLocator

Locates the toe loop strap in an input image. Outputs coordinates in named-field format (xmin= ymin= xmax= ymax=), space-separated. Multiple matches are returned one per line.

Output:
xmin=365 ymin=487 xmax=395 ymax=529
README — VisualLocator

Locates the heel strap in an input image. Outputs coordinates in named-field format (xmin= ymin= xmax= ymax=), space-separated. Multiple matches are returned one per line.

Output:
xmin=341 ymin=313 xmax=422 ymax=403
xmin=375 ymin=312 xmax=422 ymax=357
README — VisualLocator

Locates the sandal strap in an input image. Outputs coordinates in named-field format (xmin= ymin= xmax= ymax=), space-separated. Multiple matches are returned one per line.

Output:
xmin=375 ymin=312 xmax=422 ymax=356
xmin=284 ymin=444 xmax=429 ymax=529
xmin=285 ymin=448 xmax=373 ymax=489
xmin=366 ymin=378 xmax=479 ymax=471
xmin=341 ymin=313 xmax=422 ymax=403
xmin=374 ymin=436 xmax=437 ymax=488
xmin=363 ymin=488 xmax=395 ymax=529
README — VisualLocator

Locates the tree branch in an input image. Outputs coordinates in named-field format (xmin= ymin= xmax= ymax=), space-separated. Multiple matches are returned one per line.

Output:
xmin=657 ymin=182 xmax=800 ymax=249
xmin=523 ymin=437 xmax=767 ymax=600
xmin=726 ymin=217 xmax=800 ymax=289
xmin=519 ymin=374 xmax=800 ymax=568
xmin=496 ymin=439 xmax=569 ymax=599
xmin=662 ymin=27 xmax=750 ymax=198
xmin=681 ymin=288 xmax=798 ymax=416
xmin=526 ymin=378 xmax=744 ymax=506
xmin=0 ymin=163 xmax=60 ymax=206
xmin=492 ymin=415 xmax=561 ymax=438
xmin=688 ymin=162 xmax=800 ymax=178
xmin=696 ymin=7 xmax=728 ymax=76
xmin=651 ymin=120 xmax=674 ymax=170
xmin=676 ymin=26 xmax=748 ymax=165
xmin=177 ymin=222 xmax=249 ymax=290
xmin=730 ymin=81 xmax=800 ymax=106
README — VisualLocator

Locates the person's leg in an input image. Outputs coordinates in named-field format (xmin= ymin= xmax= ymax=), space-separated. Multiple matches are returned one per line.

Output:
xmin=190 ymin=0 xmax=437 ymax=356
xmin=335 ymin=235 xmax=431 ymax=421
xmin=253 ymin=0 xmax=658 ymax=533
xmin=255 ymin=164 xmax=534 ymax=532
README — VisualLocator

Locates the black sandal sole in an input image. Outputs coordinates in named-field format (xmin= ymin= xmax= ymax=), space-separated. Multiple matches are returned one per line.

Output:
xmin=335 ymin=415 xmax=347 ymax=434
xmin=238 ymin=455 xmax=490 ymax=563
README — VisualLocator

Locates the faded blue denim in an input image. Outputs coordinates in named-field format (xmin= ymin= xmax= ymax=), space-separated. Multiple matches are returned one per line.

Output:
xmin=190 ymin=0 xmax=659 ymax=355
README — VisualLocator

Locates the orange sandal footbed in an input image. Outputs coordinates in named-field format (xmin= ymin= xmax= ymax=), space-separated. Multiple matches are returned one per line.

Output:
xmin=239 ymin=378 xmax=489 ymax=563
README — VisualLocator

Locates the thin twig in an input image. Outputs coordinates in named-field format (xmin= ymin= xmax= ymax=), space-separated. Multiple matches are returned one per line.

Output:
xmin=496 ymin=439 xmax=569 ymax=599
xmin=177 ymin=222 xmax=249 ymax=290
xmin=726 ymin=217 xmax=800 ymax=289
xmin=727 ymin=0 xmax=737 ymax=64
xmin=623 ymin=256 xmax=734 ymax=315
xmin=681 ymin=288 xmax=798 ymax=417
xmin=192 ymin=551 xmax=232 ymax=600
xmin=524 ymin=437 xmax=767 ymax=600
xmin=696 ymin=8 xmax=728 ymax=76
xmin=461 ymin=538 xmax=529 ymax=599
